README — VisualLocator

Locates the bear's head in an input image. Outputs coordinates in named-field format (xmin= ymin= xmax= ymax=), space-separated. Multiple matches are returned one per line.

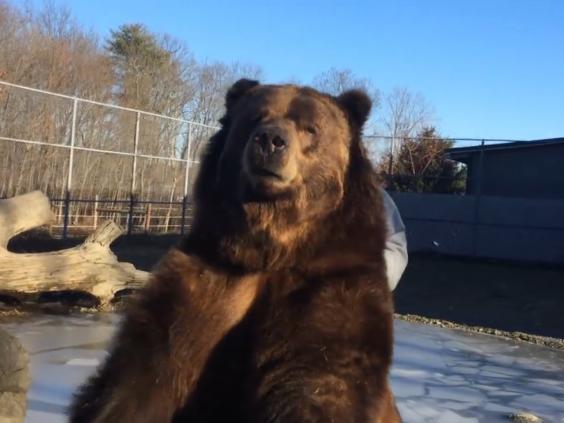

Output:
xmin=216 ymin=79 xmax=371 ymax=205
xmin=187 ymin=80 xmax=384 ymax=272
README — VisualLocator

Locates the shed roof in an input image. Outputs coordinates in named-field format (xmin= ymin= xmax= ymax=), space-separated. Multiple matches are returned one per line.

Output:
xmin=446 ymin=137 xmax=564 ymax=161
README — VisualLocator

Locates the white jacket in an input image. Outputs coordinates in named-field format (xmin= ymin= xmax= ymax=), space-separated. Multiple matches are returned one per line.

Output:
xmin=380 ymin=189 xmax=408 ymax=291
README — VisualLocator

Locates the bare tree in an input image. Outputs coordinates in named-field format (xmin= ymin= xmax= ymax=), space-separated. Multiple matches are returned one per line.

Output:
xmin=381 ymin=87 xmax=434 ymax=139
xmin=186 ymin=61 xmax=263 ymax=159
xmin=312 ymin=67 xmax=380 ymax=109
xmin=0 ymin=1 xmax=114 ymax=206
xmin=311 ymin=67 xmax=381 ymax=137
xmin=362 ymin=87 xmax=436 ymax=171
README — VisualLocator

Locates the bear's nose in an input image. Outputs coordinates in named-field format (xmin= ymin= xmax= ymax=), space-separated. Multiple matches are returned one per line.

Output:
xmin=252 ymin=130 xmax=287 ymax=155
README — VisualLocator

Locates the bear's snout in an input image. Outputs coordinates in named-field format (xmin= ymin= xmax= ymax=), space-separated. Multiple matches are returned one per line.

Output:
xmin=252 ymin=127 xmax=288 ymax=155
xmin=244 ymin=124 xmax=296 ymax=185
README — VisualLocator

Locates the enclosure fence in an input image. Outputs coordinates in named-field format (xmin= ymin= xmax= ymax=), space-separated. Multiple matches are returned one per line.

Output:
xmin=1 ymin=80 xmax=560 ymax=251
xmin=0 ymin=80 xmax=219 ymax=237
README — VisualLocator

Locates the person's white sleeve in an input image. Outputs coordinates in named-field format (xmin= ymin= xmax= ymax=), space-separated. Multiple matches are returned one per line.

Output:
xmin=383 ymin=231 xmax=408 ymax=291
xmin=379 ymin=188 xmax=408 ymax=291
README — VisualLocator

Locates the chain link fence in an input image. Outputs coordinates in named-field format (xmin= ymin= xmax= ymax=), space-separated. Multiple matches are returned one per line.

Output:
xmin=0 ymin=80 xmax=217 ymax=237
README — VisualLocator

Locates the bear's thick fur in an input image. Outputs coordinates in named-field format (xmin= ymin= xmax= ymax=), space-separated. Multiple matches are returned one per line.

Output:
xmin=70 ymin=80 xmax=401 ymax=422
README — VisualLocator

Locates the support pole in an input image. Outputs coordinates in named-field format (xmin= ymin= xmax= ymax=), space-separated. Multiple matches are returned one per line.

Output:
xmin=63 ymin=98 xmax=78 ymax=239
xmin=128 ymin=112 xmax=141 ymax=236
xmin=180 ymin=123 xmax=193 ymax=235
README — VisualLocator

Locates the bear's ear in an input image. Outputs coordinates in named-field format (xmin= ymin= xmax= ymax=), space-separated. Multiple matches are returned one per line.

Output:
xmin=336 ymin=89 xmax=372 ymax=128
xmin=225 ymin=78 xmax=260 ymax=112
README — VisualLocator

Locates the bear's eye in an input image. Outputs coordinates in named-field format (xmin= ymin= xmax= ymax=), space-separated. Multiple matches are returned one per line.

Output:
xmin=249 ymin=113 xmax=265 ymax=126
xmin=306 ymin=126 xmax=317 ymax=135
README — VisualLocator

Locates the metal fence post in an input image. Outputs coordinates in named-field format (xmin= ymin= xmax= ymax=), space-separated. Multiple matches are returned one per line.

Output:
xmin=63 ymin=98 xmax=78 ymax=239
xmin=93 ymin=194 xmax=99 ymax=229
xmin=180 ymin=123 xmax=193 ymax=235
xmin=388 ymin=136 xmax=395 ymax=175
xmin=472 ymin=139 xmax=486 ymax=257
xmin=128 ymin=111 xmax=141 ymax=236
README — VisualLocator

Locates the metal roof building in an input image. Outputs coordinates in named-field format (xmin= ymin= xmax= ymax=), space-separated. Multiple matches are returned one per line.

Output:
xmin=446 ymin=138 xmax=564 ymax=199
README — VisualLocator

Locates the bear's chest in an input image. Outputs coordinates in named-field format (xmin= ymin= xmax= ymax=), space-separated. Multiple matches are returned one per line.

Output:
xmin=175 ymin=268 xmax=387 ymax=422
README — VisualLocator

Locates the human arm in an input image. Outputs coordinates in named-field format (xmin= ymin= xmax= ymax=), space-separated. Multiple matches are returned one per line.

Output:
xmin=380 ymin=188 xmax=408 ymax=291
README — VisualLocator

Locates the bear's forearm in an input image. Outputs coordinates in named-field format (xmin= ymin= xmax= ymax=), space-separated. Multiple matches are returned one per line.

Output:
xmin=68 ymin=313 xmax=180 ymax=422
xmin=70 ymin=250 xmax=263 ymax=422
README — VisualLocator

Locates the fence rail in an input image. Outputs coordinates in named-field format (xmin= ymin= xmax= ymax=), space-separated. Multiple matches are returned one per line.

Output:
xmin=0 ymin=80 xmax=219 ymax=129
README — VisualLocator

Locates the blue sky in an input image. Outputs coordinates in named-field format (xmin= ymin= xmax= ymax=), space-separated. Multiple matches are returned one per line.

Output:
xmin=15 ymin=0 xmax=564 ymax=140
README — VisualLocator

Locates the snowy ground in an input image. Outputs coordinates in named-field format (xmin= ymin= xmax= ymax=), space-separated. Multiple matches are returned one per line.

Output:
xmin=3 ymin=314 xmax=564 ymax=423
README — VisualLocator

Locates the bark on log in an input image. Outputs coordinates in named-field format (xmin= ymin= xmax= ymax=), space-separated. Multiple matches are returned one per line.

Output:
xmin=0 ymin=191 xmax=149 ymax=303
xmin=0 ymin=191 xmax=54 ymax=248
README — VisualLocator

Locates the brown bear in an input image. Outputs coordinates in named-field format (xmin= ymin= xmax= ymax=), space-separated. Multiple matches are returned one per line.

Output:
xmin=69 ymin=80 xmax=401 ymax=422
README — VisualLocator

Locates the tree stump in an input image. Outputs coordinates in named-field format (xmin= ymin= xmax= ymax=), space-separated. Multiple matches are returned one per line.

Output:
xmin=0 ymin=191 xmax=149 ymax=304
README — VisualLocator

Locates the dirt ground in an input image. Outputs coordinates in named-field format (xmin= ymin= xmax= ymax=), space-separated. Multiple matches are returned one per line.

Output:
xmin=4 ymin=233 xmax=564 ymax=342
xmin=394 ymin=254 xmax=564 ymax=340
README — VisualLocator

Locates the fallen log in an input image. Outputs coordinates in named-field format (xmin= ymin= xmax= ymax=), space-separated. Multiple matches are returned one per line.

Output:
xmin=0 ymin=191 xmax=149 ymax=304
